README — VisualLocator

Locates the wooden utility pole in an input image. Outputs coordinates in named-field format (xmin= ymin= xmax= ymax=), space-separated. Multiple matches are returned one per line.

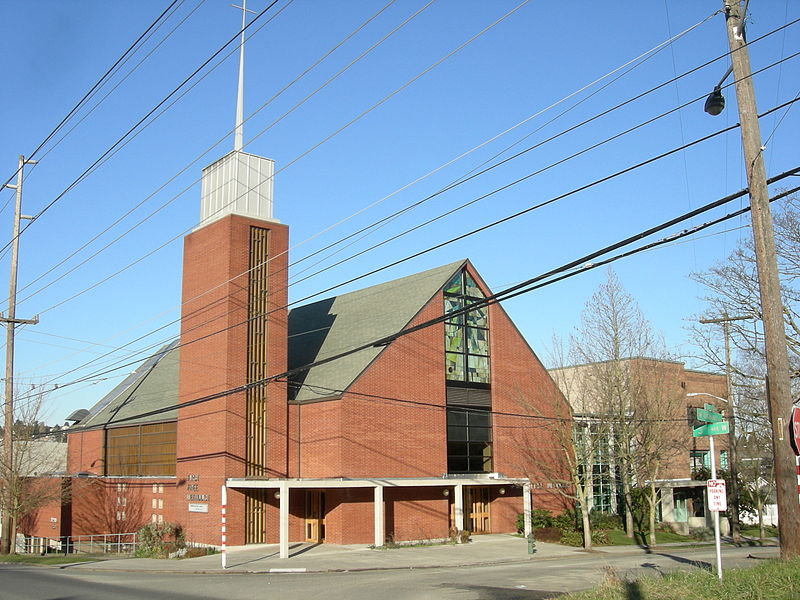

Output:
xmin=722 ymin=0 xmax=800 ymax=557
xmin=0 ymin=156 xmax=38 ymax=555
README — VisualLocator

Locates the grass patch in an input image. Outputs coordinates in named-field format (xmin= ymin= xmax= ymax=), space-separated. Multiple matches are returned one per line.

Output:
xmin=740 ymin=526 xmax=778 ymax=538
xmin=565 ymin=556 xmax=800 ymax=599
xmin=0 ymin=553 xmax=102 ymax=565
xmin=604 ymin=529 xmax=695 ymax=546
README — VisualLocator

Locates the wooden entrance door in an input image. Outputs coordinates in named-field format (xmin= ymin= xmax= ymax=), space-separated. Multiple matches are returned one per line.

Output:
xmin=466 ymin=487 xmax=490 ymax=534
xmin=305 ymin=491 xmax=326 ymax=543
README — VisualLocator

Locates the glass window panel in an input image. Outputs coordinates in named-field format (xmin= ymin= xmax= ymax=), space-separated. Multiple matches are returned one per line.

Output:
xmin=468 ymin=355 xmax=490 ymax=383
xmin=467 ymin=410 xmax=490 ymax=427
xmin=467 ymin=328 xmax=489 ymax=355
xmin=466 ymin=306 xmax=487 ymax=328
xmin=447 ymin=410 xmax=467 ymax=426
xmin=448 ymin=442 xmax=468 ymax=456
xmin=469 ymin=456 xmax=490 ymax=472
xmin=464 ymin=272 xmax=483 ymax=298
xmin=445 ymin=324 xmax=464 ymax=352
xmin=444 ymin=298 xmax=463 ymax=324
xmin=445 ymin=352 xmax=465 ymax=380
xmin=447 ymin=426 xmax=468 ymax=441
xmin=444 ymin=272 xmax=462 ymax=295
xmin=448 ymin=456 xmax=469 ymax=473
xmin=469 ymin=442 xmax=492 ymax=457
xmin=469 ymin=427 xmax=491 ymax=442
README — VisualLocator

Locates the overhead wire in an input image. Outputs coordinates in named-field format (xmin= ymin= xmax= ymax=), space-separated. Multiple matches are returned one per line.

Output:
xmin=10 ymin=0 xmax=427 ymax=308
xmin=68 ymin=176 xmax=800 ymax=428
xmin=0 ymin=0 xmax=285 ymax=259
xmin=15 ymin=79 xmax=800 ymax=403
xmin=14 ymin=116 xmax=799 ymax=413
xmin=14 ymin=21 xmax=800 ymax=406
xmin=0 ymin=0 xmax=183 ymax=196
xmin=19 ymin=12 xmax=789 ymax=319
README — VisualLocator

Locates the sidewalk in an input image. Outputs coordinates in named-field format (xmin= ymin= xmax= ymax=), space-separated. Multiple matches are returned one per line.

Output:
xmin=62 ymin=534 xmax=778 ymax=574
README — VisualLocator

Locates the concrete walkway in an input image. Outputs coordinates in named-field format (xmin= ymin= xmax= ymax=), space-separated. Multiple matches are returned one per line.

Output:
xmin=63 ymin=534 xmax=778 ymax=574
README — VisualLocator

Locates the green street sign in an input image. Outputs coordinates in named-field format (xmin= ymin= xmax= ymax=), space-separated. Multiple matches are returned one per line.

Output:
xmin=696 ymin=408 xmax=723 ymax=423
xmin=704 ymin=403 xmax=715 ymax=412
xmin=693 ymin=421 xmax=730 ymax=437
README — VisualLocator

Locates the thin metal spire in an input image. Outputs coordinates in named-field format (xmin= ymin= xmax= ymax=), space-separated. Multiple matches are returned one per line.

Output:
xmin=232 ymin=1 xmax=255 ymax=151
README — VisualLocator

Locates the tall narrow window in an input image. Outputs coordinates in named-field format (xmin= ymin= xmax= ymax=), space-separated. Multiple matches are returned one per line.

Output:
xmin=444 ymin=270 xmax=489 ymax=384
xmin=445 ymin=269 xmax=492 ymax=473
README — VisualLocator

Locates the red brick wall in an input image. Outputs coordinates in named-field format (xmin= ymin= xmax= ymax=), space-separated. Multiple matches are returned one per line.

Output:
xmin=68 ymin=478 xmax=178 ymax=537
xmin=67 ymin=429 xmax=104 ymax=474
xmin=385 ymin=487 xmax=450 ymax=543
xmin=176 ymin=214 xmax=289 ymax=545
xmin=17 ymin=478 xmax=69 ymax=539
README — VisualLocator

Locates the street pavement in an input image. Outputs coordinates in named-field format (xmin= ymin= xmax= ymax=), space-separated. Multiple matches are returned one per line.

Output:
xmin=62 ymin=533 xmax=779 ymax=575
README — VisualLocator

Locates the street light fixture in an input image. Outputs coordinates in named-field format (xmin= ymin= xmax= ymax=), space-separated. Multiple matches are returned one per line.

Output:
xmin=704 ymin=66 xmax=732 ymax=116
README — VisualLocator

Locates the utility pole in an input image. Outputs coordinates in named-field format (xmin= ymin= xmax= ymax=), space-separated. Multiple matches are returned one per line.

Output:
xmin=700 ymin=313 xmax=751 ymax=544
xmin=722 ymin=0 xmax=800 ymax=557
xmin=0 ymin=156 xmax=38 ymax=555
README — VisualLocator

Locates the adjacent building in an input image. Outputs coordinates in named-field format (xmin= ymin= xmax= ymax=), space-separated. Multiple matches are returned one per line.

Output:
xmin=551 ymin=358 xmax=730 ymax=534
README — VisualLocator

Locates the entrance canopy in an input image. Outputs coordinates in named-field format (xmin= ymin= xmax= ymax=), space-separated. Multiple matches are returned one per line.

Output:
xmin=226 ymin=476 xmax=532 ymax=558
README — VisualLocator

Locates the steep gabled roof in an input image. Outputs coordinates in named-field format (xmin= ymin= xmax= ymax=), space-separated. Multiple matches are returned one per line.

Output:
xmin=74 ymin=341 xmax=180 ymax=429
xmin=288 ymin=261 xmax=465 ymax=402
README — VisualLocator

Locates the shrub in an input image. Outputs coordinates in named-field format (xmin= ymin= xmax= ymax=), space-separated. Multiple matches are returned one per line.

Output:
xmin=534 ymin=527 xmax=563 ymax=543
xmin=516 ymin=509 xmax=555 ymax=532
xmin=135 ymin=522 xmax=186 ymax=558
xmin=689 ymin=527 xmax=713 ymax=541
xmin=590 ymin=511 xmax=622 ymax=531
xmin=559 ymin=530 xmax=584 ymax=546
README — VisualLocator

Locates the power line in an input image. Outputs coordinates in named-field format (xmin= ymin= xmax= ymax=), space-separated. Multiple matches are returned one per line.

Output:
xmin=0 ymin=0 xmax=284 ymax=259
xmin=19 ymin=164 xmax=799 ymax=414
xmin=13 ymin=89 xmax=800 ymax=413
xmin=10 ymin=0 xmax=425 ymax=308
xmin=0 ymin=1 xmax=183 ymax=195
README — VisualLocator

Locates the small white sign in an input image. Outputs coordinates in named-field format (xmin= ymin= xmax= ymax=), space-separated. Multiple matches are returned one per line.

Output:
xmin=188 ymin=503 xmax=209 ymax=513
xmin=707 ymin=479 xmax=727 ymax=512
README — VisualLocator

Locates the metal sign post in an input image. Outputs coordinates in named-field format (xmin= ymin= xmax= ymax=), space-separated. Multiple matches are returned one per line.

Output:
xmin=693 ymin=405 xmax=727 ymax=580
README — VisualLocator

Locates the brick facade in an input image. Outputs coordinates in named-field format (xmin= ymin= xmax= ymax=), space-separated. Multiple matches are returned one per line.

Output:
xmin=55 ymin=220 xmax=571 ymax=550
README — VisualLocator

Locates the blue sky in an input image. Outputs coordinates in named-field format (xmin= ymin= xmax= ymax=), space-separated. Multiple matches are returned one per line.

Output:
xmin=0 ymin=1 xmax=798 ymax=424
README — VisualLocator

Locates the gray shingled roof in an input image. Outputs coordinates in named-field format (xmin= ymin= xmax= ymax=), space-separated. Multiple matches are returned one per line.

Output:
xmin=70 ymin=261 xmax=466 ymax=424
xmin=288 ymin=260 xmax=465 ymax=402
xmin=75 ymin=341 xmax=179 ymax=429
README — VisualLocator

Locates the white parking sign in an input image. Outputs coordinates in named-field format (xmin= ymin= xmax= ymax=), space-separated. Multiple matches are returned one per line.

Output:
xmin=707 ymin=479 xmax=727 ymax=512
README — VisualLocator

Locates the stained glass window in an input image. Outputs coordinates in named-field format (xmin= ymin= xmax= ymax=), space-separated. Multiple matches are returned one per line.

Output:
xmin=443 ymin=269 xmax=490 ymax=384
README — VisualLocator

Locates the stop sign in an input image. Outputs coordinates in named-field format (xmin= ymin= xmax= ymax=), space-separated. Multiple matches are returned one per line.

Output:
xmin=791 ymin=406 xmax=800 ymax=456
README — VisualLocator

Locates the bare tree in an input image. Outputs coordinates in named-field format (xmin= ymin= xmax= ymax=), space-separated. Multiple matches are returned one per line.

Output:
xmin=690 ymin=193 xmax=800 ymax=384
xmin=1 ymin=393 xmax=67 ymax=553
xmin=559 ymin=270 xmax=675 ymax=543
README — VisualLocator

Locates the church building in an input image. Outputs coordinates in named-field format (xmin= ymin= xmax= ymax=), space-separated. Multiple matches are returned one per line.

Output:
xmin=60 ymin=146 xmax=571 ymax=556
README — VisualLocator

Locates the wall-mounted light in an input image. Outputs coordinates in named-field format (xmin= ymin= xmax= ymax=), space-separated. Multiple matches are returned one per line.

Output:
xmin=442 ymin=489 xmax=450 ymax=497
xmin=498 ymin=487 xmax=506 ymax=495
xmin=274 ymin=491 xmax=280 ymax=499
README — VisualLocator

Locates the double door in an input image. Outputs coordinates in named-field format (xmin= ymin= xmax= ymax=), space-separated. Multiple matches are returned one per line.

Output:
xmin=450 ymin=486 xmax=491 ymax=534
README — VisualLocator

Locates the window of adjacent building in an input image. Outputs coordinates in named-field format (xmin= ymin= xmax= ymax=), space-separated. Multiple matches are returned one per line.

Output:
xmin=720 ymin=450 xmax=729 ymax=470
xmin=690 ymin=450 xmax=710 ymax=472
xmin=447 ymin=407 xmax=492 ymax=473
xmin=574 ymin=421 xmax=617 ymax=513
xmin=444 ymin=270 xmax=490 ymax=384
xmin=105 ymin=422 xmax=177 ymax=476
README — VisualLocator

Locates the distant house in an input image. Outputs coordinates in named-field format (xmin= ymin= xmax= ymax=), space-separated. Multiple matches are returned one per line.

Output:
xmin=550 ymin=358 xmax=729 ymax=535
